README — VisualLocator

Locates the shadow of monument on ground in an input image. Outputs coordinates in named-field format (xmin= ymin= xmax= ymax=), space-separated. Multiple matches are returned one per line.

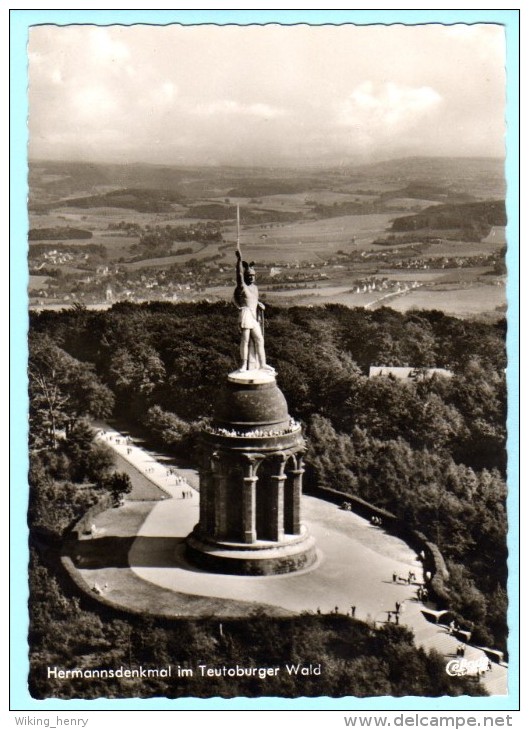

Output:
xmin=66 ymin=536 xmax=212 ymax=573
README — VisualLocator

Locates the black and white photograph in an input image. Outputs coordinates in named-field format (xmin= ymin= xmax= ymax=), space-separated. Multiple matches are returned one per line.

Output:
xmin=19 ymin=13 xmax=517 ymax=707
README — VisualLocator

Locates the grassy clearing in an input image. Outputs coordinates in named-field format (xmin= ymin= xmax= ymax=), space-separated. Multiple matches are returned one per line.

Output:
xmin=384 ymin=197 xmax=442 ymax=210
xmin=87 ymin=234 xmax=134 ymax=260
xmin=482 ymin=225 xmax=507 ymax=244
xmin=379 ymin=270 xmax=448 ymax=282
xmin=381 ymin=283 xmax=506 ymax=316
xmin=88 ymin=501 xmax=154 ymax=538
xmin=110 ymin=450 xmax=168 ymax=501
xmin=29 ymin=276 xmax=49 ymax=292
xmin=231 ymin=213 xmax=396 ymax=263
xmin=123 ymin=244 xmax=224 ymax=270
xmin=373 ymin=236 xmax=504 ymax=262
xmin=435 ymin=267 xmax=492 ymax=283
xmin=422 ymin=238 xmax=504 ymax=257
xmin=265 ymin=289 xmax=379 ymax=308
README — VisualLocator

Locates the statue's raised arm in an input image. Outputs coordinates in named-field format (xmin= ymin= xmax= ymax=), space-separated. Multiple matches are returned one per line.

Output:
xmin=233 ymin=249 xmax=274 ymax=373
xmin=235 ymin=248 xmax=244 ymax=288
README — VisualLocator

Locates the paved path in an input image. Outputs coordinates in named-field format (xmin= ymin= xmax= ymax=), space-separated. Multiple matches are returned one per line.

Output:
xmin=95 ymin=425 xmax=199 ymax=501
xmin=91 ymin=424 xmax=507 ymax=696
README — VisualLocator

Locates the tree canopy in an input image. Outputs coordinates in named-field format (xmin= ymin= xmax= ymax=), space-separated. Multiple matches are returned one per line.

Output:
xmin=28 ymin=300 xmax=509 ymax=652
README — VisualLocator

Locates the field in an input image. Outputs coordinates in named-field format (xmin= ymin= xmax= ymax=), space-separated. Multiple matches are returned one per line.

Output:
xmin=27 ymin=157 xmax=508 ymax=318
xmin=482 ymin=226 xmax=507 ymax=245
xmin=385 ymin=283 xmax=506 ymax=317
xmin=123 ymin=245 xmax=213 ymax=271
xmin=261 ymin=279 xmax=506 ymax=317
xmin=232 ymin=213 xmax=398 ymax=263
xmin=28 ymin=275 xmax=49 ymax=291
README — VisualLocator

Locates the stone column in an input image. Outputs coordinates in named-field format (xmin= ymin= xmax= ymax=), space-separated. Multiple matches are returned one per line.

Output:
xmin=241 ymin=457 xmax=257 ymax=544
xmin=287 ymin=456 xmax=304 ymax=535
xmin=198 ymin=465 xmax=211 ymax=533
xmin=269 ymin=474 xmax=286 ymax=542
xmin=212 ymin=456 xmax=228 ymax=540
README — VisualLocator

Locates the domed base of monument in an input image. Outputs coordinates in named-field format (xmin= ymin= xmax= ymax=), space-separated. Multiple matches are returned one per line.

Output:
xmin=186 ymin=526 xmax=317 ymax=576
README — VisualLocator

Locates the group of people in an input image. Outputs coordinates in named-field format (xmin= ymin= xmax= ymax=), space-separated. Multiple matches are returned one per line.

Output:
xmin=315 ymin=606 xmax=356 ymax=618
xmin=98 ymin=431 xmax=132 ymax=447
xmin=91 ymin=580 xmax=108 ymax=595
xmin=370 ymin=515 xmax=383 ymax=527
xmin=392 ymin=570 xmax=418 ymax=585
xmin=99 ymin=428 xmax=195 ymax=498
xmin=206 ymin=419 xmax=300 ymax=439
xmin=387 ymin=610 xmax=401 ymax=625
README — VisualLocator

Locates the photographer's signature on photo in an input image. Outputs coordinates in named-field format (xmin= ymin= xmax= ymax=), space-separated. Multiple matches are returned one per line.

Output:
xmin=446 ymin=656 xmax=491 ymax=677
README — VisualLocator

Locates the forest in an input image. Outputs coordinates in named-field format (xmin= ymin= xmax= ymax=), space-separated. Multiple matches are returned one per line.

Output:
xmin=29 ymin=227 xmax=94 ymax=241
xmin=27 ymin=301 xmax=508 ymax=696
xmin=61 ymin=188 xmax=186 ymax=213
xmin=391 ymin=200 xmax=506 ymax=240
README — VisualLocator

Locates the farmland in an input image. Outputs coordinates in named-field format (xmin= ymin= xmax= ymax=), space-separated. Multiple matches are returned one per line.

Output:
xmin=385 ymin=283 xmax=505 ymax=317
xmin=27 ymin=157 xmax=507 ymax=319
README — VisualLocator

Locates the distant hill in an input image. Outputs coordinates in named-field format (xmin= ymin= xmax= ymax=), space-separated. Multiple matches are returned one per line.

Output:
xmin=353 ymin=155 xmax=504 ymax=180
xmin=29 ymin=160 xmax=189 ymax=199
xmin=29 ymin=160 xmax=323 ymax=202
xmin=226 ymin=178 xmax=322 ymax=197
xmin=45 ymin=188 xmax=185 ymax=213
xmin=349 ymin=156 xmax=506 ymax=200
xmin=29 ymin=156 xmax=506 ymax=208
xmin=380 ymin=182 xmax=476 ymax=204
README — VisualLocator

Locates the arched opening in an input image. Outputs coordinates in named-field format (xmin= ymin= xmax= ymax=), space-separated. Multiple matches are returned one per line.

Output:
xmin=223 ymin=461 xmax=243 ymax=540
xmin=255 ymin=457 xmax=283 ymax=541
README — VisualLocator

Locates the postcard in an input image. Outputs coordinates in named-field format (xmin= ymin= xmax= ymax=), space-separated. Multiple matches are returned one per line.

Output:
xmin=9 ymin=6 xmax=520 ymax=717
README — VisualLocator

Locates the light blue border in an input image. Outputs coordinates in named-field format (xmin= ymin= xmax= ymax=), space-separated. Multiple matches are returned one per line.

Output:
xmin=10 ymin=7 xmax=520 ymax=712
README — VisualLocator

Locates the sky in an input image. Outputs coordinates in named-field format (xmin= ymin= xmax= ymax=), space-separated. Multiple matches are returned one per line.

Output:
xmin=28 ymin=23 xmax=507 ymax=167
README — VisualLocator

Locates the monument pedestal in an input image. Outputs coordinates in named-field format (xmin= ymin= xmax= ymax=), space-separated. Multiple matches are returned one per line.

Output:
xmin=185 ymin=369 xmax=317 ymax=576
xmin=186 ymin=527 xmax=316 ymax=576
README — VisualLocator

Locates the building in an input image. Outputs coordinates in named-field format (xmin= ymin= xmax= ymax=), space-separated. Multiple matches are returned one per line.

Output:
xmin=368 ymin=366 xmax=453 ymax=381
xmin=186 ymin=369 xmax=316 ymax=575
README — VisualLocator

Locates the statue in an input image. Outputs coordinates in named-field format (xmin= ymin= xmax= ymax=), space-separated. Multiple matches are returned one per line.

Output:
xmin=233 ymin=248 xmax=274 ymax=372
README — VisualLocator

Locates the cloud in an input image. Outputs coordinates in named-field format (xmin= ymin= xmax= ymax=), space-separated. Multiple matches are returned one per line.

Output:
xmin=50 ymin=69 xmax=63 ymax=85
xmin=72 ymin=86 xmax=120 ymax=122
xmin=145 ymin=81 xmax=179 ymax=108
xmin=339 ymin=81 xmax=442 ymax=131
xmin=27 ymin=24 xmax=505 ymax=165
xmin=88 ymin=27 xmax=130 ymax=63
xmin=190 ymin=99 xmax=287 ymax=119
